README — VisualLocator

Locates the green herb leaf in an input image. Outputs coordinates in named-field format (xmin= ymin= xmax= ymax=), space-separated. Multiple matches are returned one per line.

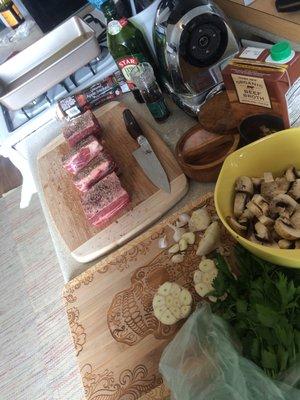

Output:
xmin=261 ymin=349 xmax=278 ymax=370
xmin=277 ymin=345 xmax=289 ymax=372
xmin=256 ymin=304 xmax=279 ymax=328
xmin=236 ymin=299 xmax=248 ymax=314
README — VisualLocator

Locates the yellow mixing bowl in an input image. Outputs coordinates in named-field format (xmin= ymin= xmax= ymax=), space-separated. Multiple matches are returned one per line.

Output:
xmin=214 ymin=128 xmax=300 ymax=268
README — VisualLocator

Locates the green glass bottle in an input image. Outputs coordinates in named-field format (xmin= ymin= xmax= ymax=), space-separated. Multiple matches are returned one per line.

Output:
xmin=107 ymin=17 xmax=155 ymax=103
xmin=100 ymin=0 xmax=119 ymax=22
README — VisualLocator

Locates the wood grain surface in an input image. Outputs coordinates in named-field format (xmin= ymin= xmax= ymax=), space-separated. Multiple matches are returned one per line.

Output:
xmin=63 ymin=193 xmax=236 ymax=400
xmin=38 ymin=101 xmax=188 ymax=263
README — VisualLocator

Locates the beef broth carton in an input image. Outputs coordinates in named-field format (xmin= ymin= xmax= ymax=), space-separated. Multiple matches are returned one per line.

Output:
xmin=222 ymin=42 xmax=300 ymax=142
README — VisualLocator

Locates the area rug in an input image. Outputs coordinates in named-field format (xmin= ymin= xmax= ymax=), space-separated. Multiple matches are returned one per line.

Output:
xmin=0 ymin=188 xmax=84 ymax=400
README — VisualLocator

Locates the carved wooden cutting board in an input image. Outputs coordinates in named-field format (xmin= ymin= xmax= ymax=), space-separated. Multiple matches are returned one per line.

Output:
xmin=38 ymin=101 xmax=188 ymax=263
xmin=63 ymin=193 xmax=236 ymax=400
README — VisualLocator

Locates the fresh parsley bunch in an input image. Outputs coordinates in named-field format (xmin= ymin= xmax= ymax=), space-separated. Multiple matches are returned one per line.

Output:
xmin=211 ymin=246 xmax=300 ymax=378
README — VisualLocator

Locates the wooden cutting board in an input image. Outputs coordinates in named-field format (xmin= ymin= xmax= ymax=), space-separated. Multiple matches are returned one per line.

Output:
xmin=38 ymin=101 xmax=188 ymax=263
xmin=63 ymin=193 xmax=236 ymax=400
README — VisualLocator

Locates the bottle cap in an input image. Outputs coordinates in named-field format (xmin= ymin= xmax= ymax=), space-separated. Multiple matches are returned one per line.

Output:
xmin=270 ymin=41 xmax=292 ymax=62
xmin=107 ymin=20 xmax=121 ymax=35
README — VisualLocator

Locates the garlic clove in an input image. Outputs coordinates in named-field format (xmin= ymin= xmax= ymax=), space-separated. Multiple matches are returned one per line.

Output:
xmin=169 ymin=244 xmax=180 ymax=254
xmin=158 ymin=235 xmax=168 ymax=249
xmin=179 ymin=238 xmax=188 ymax=251
xmin=168 ymin=223 xmax=186 ymax=242
xmin=176 ymin=213 xmax=190 ymax=227
xmin=171 ymin=254 xmax=184 ymax=263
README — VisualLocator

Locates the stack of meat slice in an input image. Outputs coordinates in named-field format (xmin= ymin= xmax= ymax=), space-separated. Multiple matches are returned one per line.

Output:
xmin=61 ymin=110 xmax=130 ymax=226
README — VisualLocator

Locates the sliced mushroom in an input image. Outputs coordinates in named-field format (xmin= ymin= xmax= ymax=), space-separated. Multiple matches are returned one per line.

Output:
xmin=271 ymin=229 xmax=281 ymax=242
xmin=288 ymin=179 xmax=300 ymax=201
xmin=278 ymin=239 xmax=293 ymax=249
xmin=274 ymin=217 xmax=300 ymax=240
xmin=291 ymin=209 xmax=300 ymax=229
xmin=254 ymin=221 xmax=270 ymax=242
xmin=263 ymin=172 xmax=274 ymax=183
xmin=252 ymin=194 xmax=269 ymax=214
xmin=270 ymin=194 xmax=298 ymax=217
xmin=227 ymin=216 xmax=248 ymax=236
xmin=246 ymin=200 xmax=266 ymax=218
xmin=285 ymin=166 xmax=297 ymax=182
xmin=275 ymin=177 xmax=290 ymax=193
xmin=261 ymin=179 xmax=290 ymax=202
xmin=235 ymin=176 xmax=254 ymax=195
xmin=234 ymin=192 xmax=248 ymax=218
xmin=239 ymin=209 xmax=253 ymax=220
xmin=258 ymin=215 xmax=274 ymax=226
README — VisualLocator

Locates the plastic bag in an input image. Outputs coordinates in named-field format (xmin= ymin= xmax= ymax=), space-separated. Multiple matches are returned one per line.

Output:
xmin=159 ymin=304 xmax=300 ymax=400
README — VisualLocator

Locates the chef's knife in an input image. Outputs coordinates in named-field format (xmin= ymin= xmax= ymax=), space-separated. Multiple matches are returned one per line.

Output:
xmin=123 ymin=109 xmax=171 ymax=193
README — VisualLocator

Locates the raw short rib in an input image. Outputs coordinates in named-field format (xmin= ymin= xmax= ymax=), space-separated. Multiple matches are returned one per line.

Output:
xmin=81 ymin=172 xmax=130 ymax=227
xmin=62 ymin=110 xmax=101 ymax=147
xmin=74 ymin=151 xmax=116 ymax=192
xmin=62 ymin=135 xmax=103 ymax=175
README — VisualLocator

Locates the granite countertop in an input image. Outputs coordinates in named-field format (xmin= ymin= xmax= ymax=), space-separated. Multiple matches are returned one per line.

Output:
xmin=37 ymin=93 xmax=214 ymax=282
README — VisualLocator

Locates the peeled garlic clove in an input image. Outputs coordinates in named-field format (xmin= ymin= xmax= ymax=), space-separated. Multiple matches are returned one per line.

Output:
xmin=198 ymin=258 xmax=216 ymax=272
xmin=158 ymin=235 xmax=168 ymax=249
xmin=189 ymin=207 xmax=211 ymax=232
xmin=196 ymin=222 xmax=220 ymax=256
xmin=171 ymin=254 xmax=184 ymax=263
xmin=195 ymin=282 xmax=213 ymax=297
xmin=169 ymin=244 xmax=180 ymax=254
xmin=194 ymin=270 xmax=203 ymax=284
xmin=168 ymin=223 xmax=186 ymax=242
xmin=179 ymin=238 xmax=188 ymax=251
xmin=181 ymin=232 xmax=195 ymax=245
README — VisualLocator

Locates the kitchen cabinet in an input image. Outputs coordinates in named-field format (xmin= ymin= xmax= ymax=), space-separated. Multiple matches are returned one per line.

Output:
xmin=216 ymin=0 xmax=300 ymax=43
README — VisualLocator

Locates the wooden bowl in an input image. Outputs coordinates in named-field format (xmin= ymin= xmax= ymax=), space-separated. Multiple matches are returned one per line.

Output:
xmin=175 ymin=124 xmax=240 ymax=182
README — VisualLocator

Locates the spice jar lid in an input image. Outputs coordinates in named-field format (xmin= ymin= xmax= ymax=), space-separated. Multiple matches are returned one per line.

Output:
xmin=270 ymin=41 xmax=292 ymax=62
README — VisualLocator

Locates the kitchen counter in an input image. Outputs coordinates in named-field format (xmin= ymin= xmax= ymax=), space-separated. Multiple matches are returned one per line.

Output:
xmin=36 ymin=93 xmax=214 ymax=282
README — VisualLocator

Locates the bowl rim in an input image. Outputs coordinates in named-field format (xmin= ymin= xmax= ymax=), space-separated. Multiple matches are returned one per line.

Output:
xmin=214 ymin=128 xmax=300 ymax=257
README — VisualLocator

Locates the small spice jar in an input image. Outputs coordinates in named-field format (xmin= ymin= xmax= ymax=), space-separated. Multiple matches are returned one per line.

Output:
xmin=130 ymin=62 xmax=170 ymax=123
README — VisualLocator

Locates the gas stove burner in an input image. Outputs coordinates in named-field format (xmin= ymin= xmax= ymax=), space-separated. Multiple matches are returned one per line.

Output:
xmin=23 ymin=94 xmax=48 ymax=111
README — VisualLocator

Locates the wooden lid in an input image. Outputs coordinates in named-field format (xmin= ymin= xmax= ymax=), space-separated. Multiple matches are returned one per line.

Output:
xmin=197 ymin=91 xmax=237 ymax=134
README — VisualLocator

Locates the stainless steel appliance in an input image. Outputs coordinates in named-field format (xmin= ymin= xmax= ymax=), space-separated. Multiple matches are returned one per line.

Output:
xmin=153 ymin=0 xmax=240 ymax=115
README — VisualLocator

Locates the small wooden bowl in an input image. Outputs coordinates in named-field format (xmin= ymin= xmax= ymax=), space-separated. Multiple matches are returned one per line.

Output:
xmin=175 ymin=124 xmax=240 ymax=182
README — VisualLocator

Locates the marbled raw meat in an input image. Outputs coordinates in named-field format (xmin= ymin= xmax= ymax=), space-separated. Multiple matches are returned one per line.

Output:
xmin=73 ymin=151 xmax=116 ymax=192
xmin=62 ymin=110 xmax=101 ymax=147
xmin=62 ymin=135 xmax=103 ymax=175
xmin=81 ymin=172 xmax=130 ymax=227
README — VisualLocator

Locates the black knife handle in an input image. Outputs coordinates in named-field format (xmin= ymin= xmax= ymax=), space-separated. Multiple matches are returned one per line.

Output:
xmin=275 ymin=0 xmax=300 ymax=12
xmin=123 ymin=109 xmax=144 ymax=141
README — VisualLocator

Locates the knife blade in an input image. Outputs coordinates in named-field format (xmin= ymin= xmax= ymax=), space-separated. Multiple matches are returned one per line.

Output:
xmin=123 ymin=109 xmax=171 ymax=193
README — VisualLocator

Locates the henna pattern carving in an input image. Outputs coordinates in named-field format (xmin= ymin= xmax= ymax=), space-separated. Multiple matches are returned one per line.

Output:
xmin=107 ymin=197 xmax=235 ymax=345
xmin=67 ymin=307 xmax=87 ymax=356
xmin=81 ymin=363 xmax=162 ymax=400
